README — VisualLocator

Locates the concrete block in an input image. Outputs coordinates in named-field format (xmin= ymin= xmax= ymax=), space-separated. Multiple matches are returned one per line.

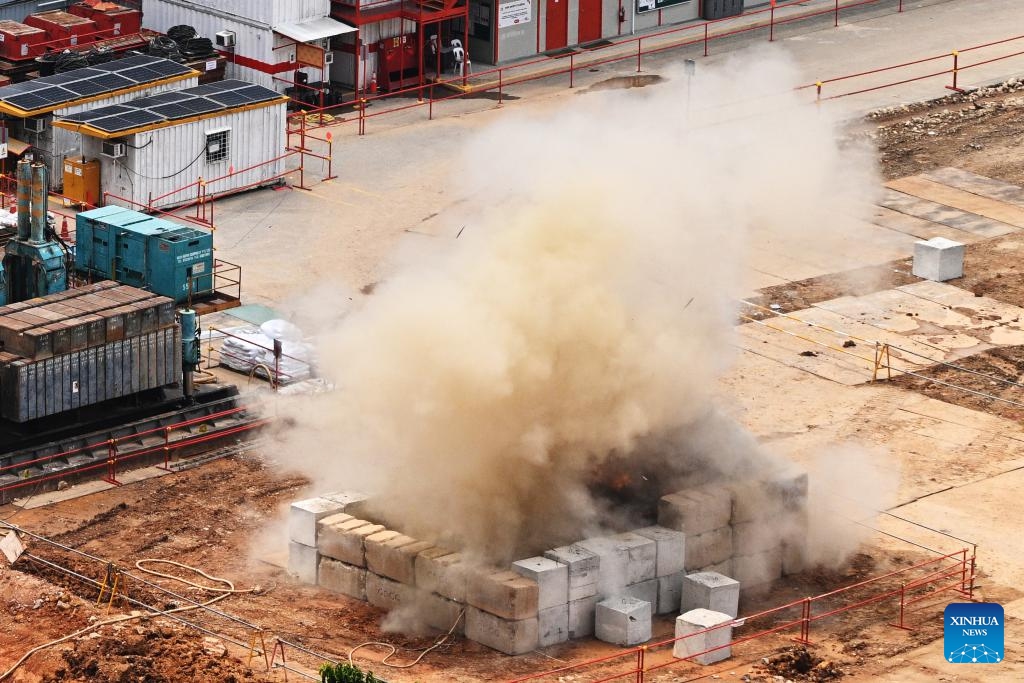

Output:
xmin=700 ymin=559 xmax=734 ymax=577
xmin=782 ymin=538 xmax=809 ymax=575
xmin=318 ymin=557 xmax=366 ymax=600
xmin=575 ymin=537 xmax=628 ymax=597
xmin=724 ymin=481 xmax=764 ymax=525
xmin=512 ymin=556 xmax=569 ymax=611
xmin=732 ymin=521 xmax=778 ymax=555
xmin=287 ymin=541 xmax=319 ymax=585
xmin=538 ymin=604 xmax=569 ymax=647
xmin=468 ymin=569 xmax=539 ymax=620
xmin=635 ymin=526 xmax=686 ymax=577
xmin=684 ymin=526 xmax=733 ymax=571
xmin=596 ymin=596 xmax=652 ymax=646
xmin=612 ymin=532 xmax=657 ymax=584
xmin=673 ymin=609 xmax=733 ymax=665
xmin=732 ymin=548 xmax=782 ymax=588
xmin=288 ymin=497 xmax=346 ymax=547
xmin=658 ymin=487 xmax=732 ymax=536
xmin=764 ymin=466 xmax=809 ymax=512
xmin=415 ymin=549 xmax=468 ymax=602
xmin=544 ymin=545 xmax=599 ymax=600
xmin=366 ymin=573 xmax=415 ymax=611
xmin=321 ymin=521 xmax=384 ymax=567
xmin=656 ymin=572 xmax=684 ymax=615
xmin=418 ymin=591 xmax=465 ymax=635
xmin=624 ymin=579 xmax=658 ymax=608
xmin=681 ymin=572 xmax=740 ymax=618
xmin=912 ymin=237 xmax=964 ymax=281
xmin=366 ymin=533 xmax=433 ymax=585
xmin=321 ymin=490 xmax=372 ymax=518
xmin=465 ymin=606 xmax=539 ymax=655
xmin=567 ymin=595 xmax=598 ymax=638
xmin=317 ymin=517 xmax=370 ymax=564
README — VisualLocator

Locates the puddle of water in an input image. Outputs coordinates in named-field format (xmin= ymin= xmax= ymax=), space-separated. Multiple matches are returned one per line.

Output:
xmin=580 ymin=74 xmax=665 ymax=94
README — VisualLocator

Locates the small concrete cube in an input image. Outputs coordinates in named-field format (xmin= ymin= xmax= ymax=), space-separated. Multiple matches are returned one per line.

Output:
xmin=287 ymin=541 xmax=319 ymax=584
xmin=575 ymin=537 xmax=628 ymax=597
xmin=538 ymin=604 xmax=569 ymax=647
xmin=732 ymin=548 xmax=783 ymax=589
xmin=318 ymin=557 xmax=366 ymax=600
xmin=512 ymin=556 xmax=569 ymax=611
xmin=658 ymin=487 xmax=732 ymax=536
xmin=415 ymin=549 xmax=468 ymax=602
xmin=681 ymin=571 xmax=740 ymax=618
xmin=365 ymin=573 xmax=414 ymax=611
xmin=635 ymin=526 xmax=686 ymax=577
xmin=624 ymin=579 xmax=658 ymax=608
xmin=596 ymin=596 xmax=652 ymax=646
xmin=912 ymin=237 xmax=964 ymax=281
xmin=467 ymin=569 xmax=540 ymax=620
xmin=545 ymin=545 xmax=600 ymax=600
xmin=684 ymin=526 xmax=733 ymax=570
xmin=289 ymin=497 xmax=347 ymax=547
xmin=568 ymin=595 xmax=598 ymax=638
xmin=612 ymin=532 xmax=657 ymax=584
xmin=656 ymin=571 xmax=684 ymax=615
xmin=673 ymin=608 xmax=733 ymax=665
xmin=465 ymin=606 xmax=539 ymax=655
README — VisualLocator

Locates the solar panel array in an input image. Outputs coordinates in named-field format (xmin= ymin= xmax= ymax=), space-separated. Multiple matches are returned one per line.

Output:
xmin=0 ymin=55 xmax=194 ymax=114
xmin=60 ymin=79 xmax=284 ymax=134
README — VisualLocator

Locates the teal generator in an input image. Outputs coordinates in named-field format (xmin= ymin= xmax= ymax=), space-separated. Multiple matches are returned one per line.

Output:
xmin=75 ymin=207 xmax=214 ymax=304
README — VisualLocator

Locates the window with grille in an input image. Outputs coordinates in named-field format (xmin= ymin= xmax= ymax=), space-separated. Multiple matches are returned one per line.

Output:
xmin=205 ymin=129 xmax=230 ymax=163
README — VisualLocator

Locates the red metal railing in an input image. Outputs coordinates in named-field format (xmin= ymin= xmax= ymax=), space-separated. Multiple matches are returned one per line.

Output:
xmin=508 ymin=548 xmax=975 ymax=682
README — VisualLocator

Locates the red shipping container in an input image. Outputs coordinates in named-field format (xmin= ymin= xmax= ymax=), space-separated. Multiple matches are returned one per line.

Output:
xmin=0 ymin=21 xmax=47 ymax=61
xmin=25 ymin=11 xmax=98 ymax=47
xmin=68 ymin=2 xmax=142 ymax=38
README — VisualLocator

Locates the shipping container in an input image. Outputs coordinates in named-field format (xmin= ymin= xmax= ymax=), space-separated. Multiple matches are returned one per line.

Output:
xmin=0 ymin=326 xmax=182 ymax=423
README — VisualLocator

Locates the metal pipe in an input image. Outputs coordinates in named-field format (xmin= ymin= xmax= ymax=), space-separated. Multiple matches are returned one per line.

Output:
xmin=15 ymin=159 xmax=30 ymax=241
xmin=29 ymin=162 xmax=46 ymax=243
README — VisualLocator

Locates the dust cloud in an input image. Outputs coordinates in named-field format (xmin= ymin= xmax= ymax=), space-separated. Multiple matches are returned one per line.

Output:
xmin=277 ymin=50 xmax=882 ymax=565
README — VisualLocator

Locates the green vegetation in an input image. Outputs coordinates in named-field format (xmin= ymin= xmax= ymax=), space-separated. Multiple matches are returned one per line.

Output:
xmin=319 ymin=661 xmax=381 ymax=683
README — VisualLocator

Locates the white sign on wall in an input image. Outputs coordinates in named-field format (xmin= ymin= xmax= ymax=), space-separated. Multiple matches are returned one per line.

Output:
xmin=498 ymin=0 xmax=532 ymax=28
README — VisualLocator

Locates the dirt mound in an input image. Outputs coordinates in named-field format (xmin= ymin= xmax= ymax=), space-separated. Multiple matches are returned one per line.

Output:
xmin=751 ymin=646 xmax=843 ymax=682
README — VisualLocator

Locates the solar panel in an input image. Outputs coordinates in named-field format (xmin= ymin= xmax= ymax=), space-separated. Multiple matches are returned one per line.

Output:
xmin=176 ymin=97 xmax=223 ymax=115
xmin=207 ymin=90 xmax=250 ymax=107
xmin=149 ymin=102 xmax=197 ymax=120
xmin=6 ymin=93 xmax=52 ymax=111
xmin=90 ymin=73 xmax=134 ymax=90
xmin=64 ymin=79 xmax=115 ymax=97
xmin=236 ymin=85 xmax=281 ymax=104
xmin=62 ymin=104 xmax=133 ymax=123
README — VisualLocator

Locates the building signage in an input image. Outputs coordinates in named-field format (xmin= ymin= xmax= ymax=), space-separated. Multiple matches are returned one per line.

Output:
xmin=498 ymin=0 xmax=532 ymax=28
xmin=637 ymin=0 xmax=690 ymax=14
xmin=295 ymin=42 xmax=324 ymax=68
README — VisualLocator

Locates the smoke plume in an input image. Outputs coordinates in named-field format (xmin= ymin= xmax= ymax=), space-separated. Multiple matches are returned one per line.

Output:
xmin=277 ymin=50 xmax=880 ymax=563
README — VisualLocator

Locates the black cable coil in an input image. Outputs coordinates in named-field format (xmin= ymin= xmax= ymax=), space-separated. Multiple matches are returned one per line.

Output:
xmin=54 ymin=50 xmax=90 ymax=73
xmin=179 ymin=37 xmax=215 ymax=59
xmin=167 ymin=25 xmax=197 ymax=44
xmin=147 ymin=35 xmax=182 ymax=62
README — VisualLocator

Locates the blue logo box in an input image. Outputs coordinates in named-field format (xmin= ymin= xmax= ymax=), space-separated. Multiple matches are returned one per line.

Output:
xmin=944 ymin=603 xmax=1003 ymax=664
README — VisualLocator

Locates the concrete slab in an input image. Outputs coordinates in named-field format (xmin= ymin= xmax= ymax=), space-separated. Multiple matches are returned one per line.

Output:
xmin=512 ymin=556 xmax=569 ymax=611
xmin=736 ymin=321 xmax=871 ymax=386
xmin=681 ymin=571 xmax=740 ymax=618
xmin=366 ymin=573 xmax=415 ymax=611
xmin=888 ymin=176 xmax=1024 ymax=228
xmin=674 ymin=608 xmax=734 ymax=665
xmin=684 ymin=527 xmax=733 ymax=571
xmin=634 ymin=526 xmax=686 ymax=577
xmin=538 ymin=604 xmax=569 ymax=647
xmin=658 ymin=488 xmax=732 ymax=536
xmin=289 ymin=497 xmax=346 ymax=547
xmin=415 ymin=549 xmax=468 ymax=602
xmin=366 ymin=533 xmax=432 ymax=585
xmin=465 ymin=606 xmax=539 ymax=656
xmin=317 ymin=518 xmax=379 ymax=566
xmin=878 ymin=189 xmax=1017 ymax=238
xmin=596 ymin=596 xmax=652 ymax=646
xmin=657 ymin=572 xmax=685 ymax=615
xmin=287 ymin=541 xmax=318 ymax=585
xmin=867 ymin=205 xmax=980 ymax=243
xmin=467 ymin=569 xmax=540 ymax=620
xmin=923 ymin=168 xmax=1024 ymax=210
xmin=545 ymin=544 xmax=600 ymax=600
xmin=318 ymin=557 xmax=366 ymax=600
xmin=568 ymin=595 xmax=598 ymax=639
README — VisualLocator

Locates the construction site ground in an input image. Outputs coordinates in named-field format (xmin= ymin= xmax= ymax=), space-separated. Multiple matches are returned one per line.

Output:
xmin=7 ymin=1 xmax=1024 ymax=681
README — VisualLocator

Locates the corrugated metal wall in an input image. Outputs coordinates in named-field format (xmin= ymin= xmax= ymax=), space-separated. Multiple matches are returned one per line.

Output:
xmin=88 ymin=102 xmax=287 ymax=210
xmin=0 ymin=1 xmax=71 ymax=23
xmin=151 ymin=0 xmax=329 ymax=24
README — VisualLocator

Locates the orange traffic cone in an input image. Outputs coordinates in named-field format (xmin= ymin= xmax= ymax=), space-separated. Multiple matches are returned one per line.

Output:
xmin=369 ymin=73 xmax=378 ymax=94
xmin=60 ymin=216 xmax=70 ymax=240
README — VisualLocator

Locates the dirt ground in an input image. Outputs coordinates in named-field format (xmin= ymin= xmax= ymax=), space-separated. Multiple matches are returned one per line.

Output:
xmin=6 ymin=73 xmax=1024 ymax=683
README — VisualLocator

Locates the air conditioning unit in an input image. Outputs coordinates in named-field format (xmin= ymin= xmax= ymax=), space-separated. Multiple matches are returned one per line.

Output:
xmin=23 ymin=117 xmax=45 ymax=134
xmin=215 ymin=31 xmax=236 ymax=48
xmin=323 ymin=52 xmax=334 ymax=65
xmin=101 ymin=141 xmax=126 ymax=159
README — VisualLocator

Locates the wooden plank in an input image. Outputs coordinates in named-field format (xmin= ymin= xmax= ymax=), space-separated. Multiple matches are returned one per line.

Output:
xmin=878 ymin=189 xmax=1017 ymax=238
xmin=887 ymin=176 xmax=1024 ymax=228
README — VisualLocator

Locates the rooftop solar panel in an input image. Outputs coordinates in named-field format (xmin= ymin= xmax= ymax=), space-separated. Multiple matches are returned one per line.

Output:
xmin=6 ymin=92 xmax=52 ymax=111
xmin=207 ymin=90 xmax=250 ymax=107
xmin=149 ymin=102 xmax=197 ymax=120
xmin=63 ymin=79 xmax=113 ymax=97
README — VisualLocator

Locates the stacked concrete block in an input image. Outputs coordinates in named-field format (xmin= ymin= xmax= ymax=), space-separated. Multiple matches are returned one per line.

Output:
xmin=727 ymin=467 xmax=809 ymax=583
xmin=417 ymin=590 xmax=465 ymax=635
xmin=366 ymin=532 xmax=434 ymax=584
xmin=658 ymin=487 xmax=733 ymax=573
xmin=732 ymin=547 xmax=783 ymax=590
xmin=466 ymin=606 xmax=539 ymax=656
xmin=624 ymin=578 xmax=658 ymax=607
xmin=635 ymin=526 xmax=686 ymax=615
xmin=287 ymin=539 xmax=320 ymax=584
xmin=321 ymin=490 xmax=371 ymax=518
xmin=575 ymin=537 xmax=629 ymax=597
xmin=537 ymin=603 xmax=569 ymax=647
xmin=912 ymin=237 xmax=965 ymax=281
xmin=287 ymin=496 xmax=354 ymax=584
xmin=415 ymin=548 xmax=468 ymax=602
xmin=320 ymin=519 xmax=385 ymax=567
xmin=567 ymin=595 xmax=599 ymax=638
xmin=366 ymin=573 xmax=415 ymax=611
xmin=656 ymin=572 xmax=685 ymax=616
xmin=319 ymin=556 xmax=366 ymax=600
xmin=512 ymin=556 xmax=569 ymax=647
xmin=464 ymin=569 xmax=541 ymax=655
xmin=673 ymin=608 xmax=734 ymax=665
xmin=681 ymin=571 xmax=740 ymax=618
xmin=545 ymin=544 xmax=600 ymax=638
xmin=595 ymin=597 xmax=652 ymax=646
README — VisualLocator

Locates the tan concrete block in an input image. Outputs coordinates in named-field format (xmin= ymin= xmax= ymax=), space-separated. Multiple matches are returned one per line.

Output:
xmin=367 ymin=534 xmax=434 ymax=585
xmin=366 ymin=573 xmax=414 ymax=611
xmin=318 ymin=557 xmax=366 ymax=601
xmin=467 ymin=569 xmax=540 ymax=620
xmin=415 ymin=549 xmax=468 ymax=602
xmin=465 ymin=606 xmax=538 ymax=655
xmin=319 ymin=519 xmax=384 ymax=566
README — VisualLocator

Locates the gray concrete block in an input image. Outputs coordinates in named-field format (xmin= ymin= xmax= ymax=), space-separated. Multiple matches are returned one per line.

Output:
xmin=782 ymin=538 xmax=808 ymax=576
xmin=681 ymin=571 xmax=740 ymax=618
xmin=656 ymin=572 xmax=684 ymax=615
xmin=568 ymin=595 xmax=598 ymax=638
xmin=465 ymin=606 xmax=539 ymax=655
xmin=538 ymin=604 xmax=569 ymax=647
xmin=724 ymin=481 xmax=763 ymax=525
xmin=575 ymin=537 xmax=628 ymax=597
xmin=658 ymin=487 xmax=732 ymax=536
xmin=544 ymin=545 xmax=599 ymax=600
xmin=701 ymin=559 xmax=734 ymax=577
xmin=366 ymin=533 xmax=433 ymax=585
xmin=287 ymin=540 xmax=319 ymax=585
xmin=624 ymin=579 xmax=658 ymax=608
xmin=321 ymin=490 xmax=372 ymax=517
xmin=417 ymin=591 xmax=465 ymax=635
xmin=289 ymin=497 xmax=347 ymax=547
xmin=684 ymin=526 xmax=733 ymax=570
xmin=512 ymin=556 xmax=569 ymax=611
xmin=732 ymin=548 xmax=782 ymax=589
xmin=635 ymin=526 xmax=686 ymax=577
xmin=317 ymin=517 xmax=374 ymax=565
xmin=732 ymin=521 xmax=778 ymax=555
xmin=596 ymin=597 xmax=652 ymax=646
xmin=673 ymin=608 xmax=733 ymax=665
xmin=612 ymin=532 xmax=657 ymax=584
xmin=318 ymin=557 xmax=366 ymax=600
xmin=366 ymin=573 xmax=414 ymax=611
xmin=764 ymin=466 xmax=809 ymax=512
xmin=467 ymin=569 xmax=539 ymax=620
xmin=913 ymin=237 xmax=964 ymax=281
xmin=415 ymin=549 xmax=468 ymax=602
